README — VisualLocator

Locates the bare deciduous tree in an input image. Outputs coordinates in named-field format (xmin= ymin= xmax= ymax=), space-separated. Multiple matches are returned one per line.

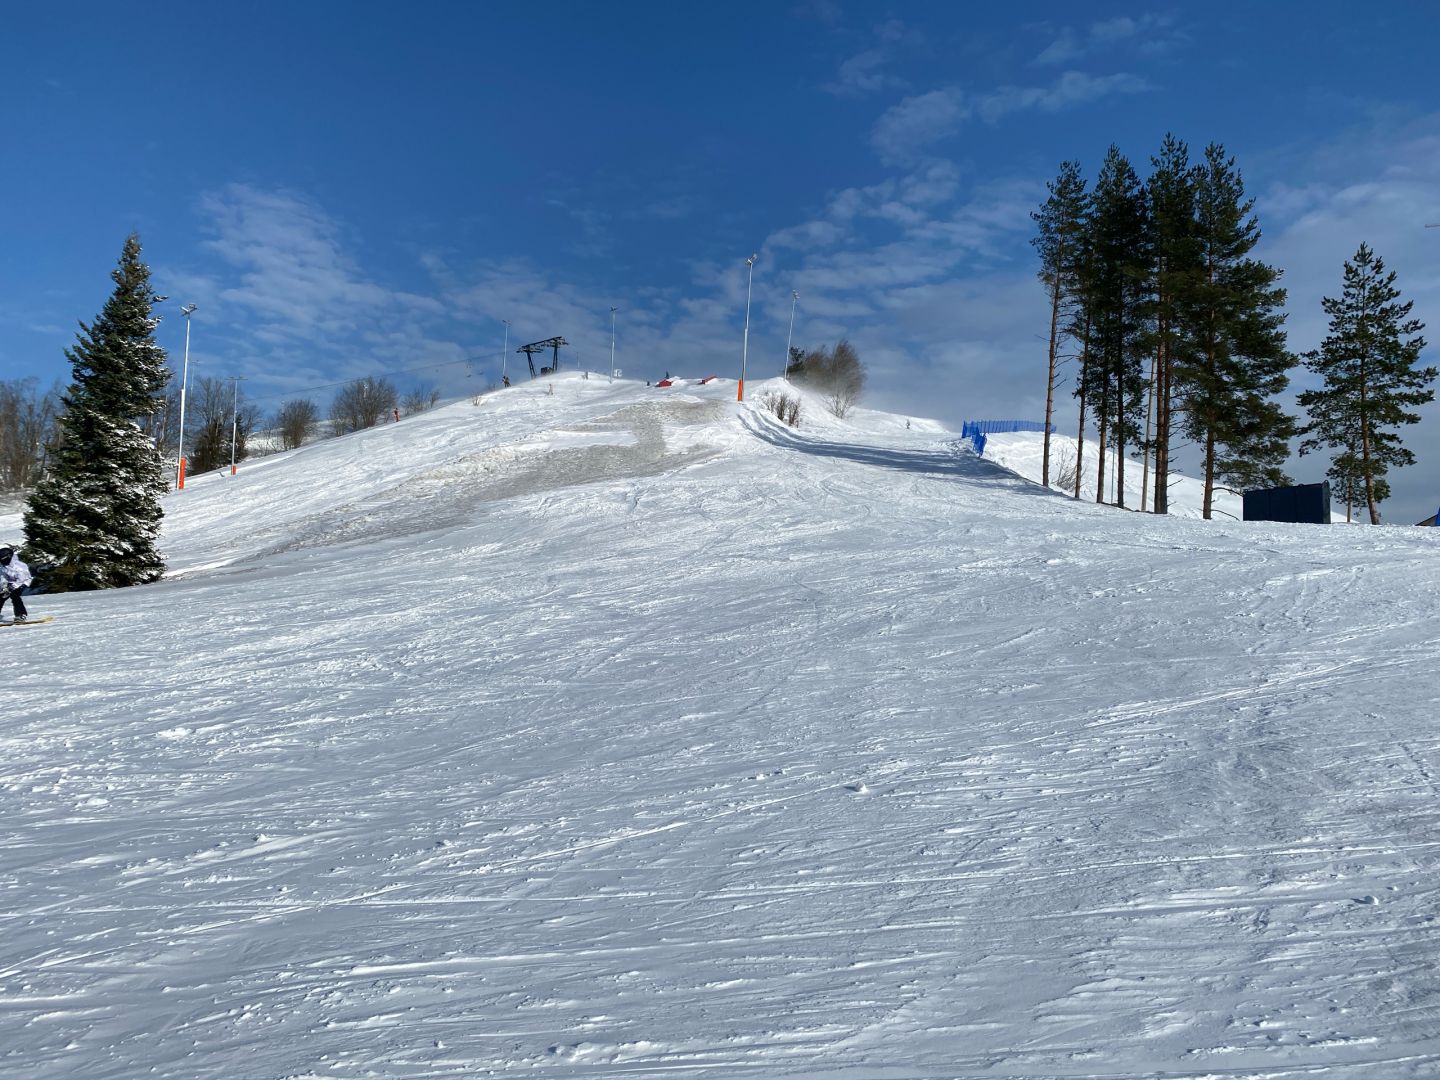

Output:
xmin=331 ymin=377 xmax=398 ymax=434
xmin=790 ymin=338 xmax=866 ymax=418
xmin=1052 ymin=443 xmax=1078 ymax=492
xmin=762 ymin=390 xmax=802 ymax=428
xmin=0 ymin=378 xmax=62 ymax=491
xmin=401 ymin=383 xmax=442 ymax=416
xmin=276 ymin=398 xmax=319 ymax=450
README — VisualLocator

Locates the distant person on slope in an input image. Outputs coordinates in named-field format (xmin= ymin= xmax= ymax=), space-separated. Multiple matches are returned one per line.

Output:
xmin=0 ymin=547 xmax=32 ymax=623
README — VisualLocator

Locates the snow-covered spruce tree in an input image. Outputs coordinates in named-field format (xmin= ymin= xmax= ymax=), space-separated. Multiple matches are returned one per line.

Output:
xmin=1031 ymin=159 xmax=1087 ymax=489
xmin=23 ymin=234 xmax=171 ymax=590
xmin=1297 ymin=242 xmax=1433 ymax=525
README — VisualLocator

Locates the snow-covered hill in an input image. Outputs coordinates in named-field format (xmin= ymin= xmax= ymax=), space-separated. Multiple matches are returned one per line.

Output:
xmin=980 ymin=429 xmax=1245 ymax=520
xmin=5 ymin=373 xmax=1440 ymax=1078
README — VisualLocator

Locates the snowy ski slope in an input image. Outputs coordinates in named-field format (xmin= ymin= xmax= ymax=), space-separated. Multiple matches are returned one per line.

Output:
xmin=4 ymin=373 xmax=1440 ymax=1078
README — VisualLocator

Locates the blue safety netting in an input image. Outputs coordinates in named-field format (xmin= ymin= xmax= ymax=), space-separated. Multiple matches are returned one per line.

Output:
xmin=960 ymin=420 xmax=1052 ymax=456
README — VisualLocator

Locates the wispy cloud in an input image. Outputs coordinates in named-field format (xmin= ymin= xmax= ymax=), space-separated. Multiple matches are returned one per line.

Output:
xmin=1258 ymin=126 xmax=1440 ymax=352
xmin=870 ymin=88 xmax=971 ymax=164
xmin=629 ymin=194 xmax=700 ymax=221
xmin=792 ymin=0 xmax=843 ymax=26
xmin=765 ymin=162 xmax=966 ymax=259
xmin=1034 ymin=13 xmax=1185 ymax=65
xmin=181 ymin=183 xmax=463 ymax=395
xmin=821 ymin=20 xmax=918 ymax=98
xmin=870 ymin=72 xmax=1147 ymax=163
xmin=976 ymin=71 xmax=1149 ymax=124
xmin=1248 ymin=123 xmax=1440 ymax=521
xmin=199 ymin=184 xmax=440 ymax=342
xmin=749 ymin=161 xmax=1040 ymax=374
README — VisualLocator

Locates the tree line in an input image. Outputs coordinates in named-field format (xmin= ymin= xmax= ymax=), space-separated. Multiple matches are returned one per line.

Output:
xmin=1033 ymin=136 xmax=1431 ymax=523
xmin=2 ymin=361 xmax=446 ymax=495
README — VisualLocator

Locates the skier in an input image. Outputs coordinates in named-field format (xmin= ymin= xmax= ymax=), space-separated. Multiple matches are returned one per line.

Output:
xmin=0 ymin=546 xmax=32 ymax=623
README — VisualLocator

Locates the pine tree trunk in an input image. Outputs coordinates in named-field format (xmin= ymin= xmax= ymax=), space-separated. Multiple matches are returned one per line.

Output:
xmin=1074 ymin=317 xmax=1091 ymax=501
xmin=1115 ymin=356 xmax=1128 ymax=510
xmin=1115 ymin=420 xmax=1126 ymax=506
xmin=1096 ymin=379 xmax=1109 ymax=504
xmin=1074 ymin=360 xmax=1088 ymax=499
xmin=1203 ymin=426 xmax=1216 ymax=519
xmin=1359 ymin=357 xmax=1379 ymax=525
xmin=1141 ymin=352 xmax=1156 ymax=512
xmin=1156 ymin=334 xmax=1171 ymax=516
xmin=1042 ymin=274 xmax=1061 ymax=488
xmin=1201 ymin=264 xmax=1217 ymax=521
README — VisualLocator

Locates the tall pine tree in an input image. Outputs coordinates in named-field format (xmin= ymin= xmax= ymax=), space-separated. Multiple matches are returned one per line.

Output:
xmin=23 ymin=234 xmax=172 ymax=590
xmin=1140 ymin=134 xmax=1201 ymax=516
xmin=1079 ymin=145 xmax=1148 ymax=507
xmin=1031 ymin=159 xmax=1087 ymax=489
xmin=1298 ymin=243 xmax=1433 ymax=525
xmin=1174 ymin=144 xmax=1294 ymax=518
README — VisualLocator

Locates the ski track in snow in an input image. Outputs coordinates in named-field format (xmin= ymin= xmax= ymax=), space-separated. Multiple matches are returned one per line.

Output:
xmin=3 ymin=375 xmax=1439 ymax=1078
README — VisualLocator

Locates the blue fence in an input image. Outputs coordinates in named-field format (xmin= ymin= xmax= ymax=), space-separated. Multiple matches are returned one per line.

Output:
xmin=960 ymin=419 xmax=1052 ymax=456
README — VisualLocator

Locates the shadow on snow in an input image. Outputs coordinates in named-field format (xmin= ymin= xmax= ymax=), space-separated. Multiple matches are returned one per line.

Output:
xmin=742 ymin=413 xmax=1066 ymax=502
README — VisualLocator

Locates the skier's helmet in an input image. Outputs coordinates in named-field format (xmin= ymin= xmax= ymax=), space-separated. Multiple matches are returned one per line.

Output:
xmin=0 ymin=547 xmax=11 ymax=564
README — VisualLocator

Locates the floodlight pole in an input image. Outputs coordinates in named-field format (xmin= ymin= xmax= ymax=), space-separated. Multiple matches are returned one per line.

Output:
xmin=738 ymin=254 xmax=757 ymax=402
xmin=175 ymin=303 xmax=197 ymax=489
xmin=501 ymin=319 xmax=511 ymax=385
xmin=228 ymin=375 xmax=244 ymax=475
xmin=609 ymin=306 xmax=617 ymax=383
xmin=783 ymin=289 xmax=798 ymax=379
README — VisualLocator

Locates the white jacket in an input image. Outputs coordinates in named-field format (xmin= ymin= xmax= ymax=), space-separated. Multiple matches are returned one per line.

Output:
xmin=0 ymin=555 xmax=31 ymax=591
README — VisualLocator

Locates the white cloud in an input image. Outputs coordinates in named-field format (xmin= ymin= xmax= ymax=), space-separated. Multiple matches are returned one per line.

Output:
xmin=178 ymin=184 xmax=468 ymax=399
xmin=870 ymin=88 xmax=971 ymax=164
xmin=871 ymin=72 xmax=1147 ymax=163
xmin=1258 ymin=127 xmax=1440 ymax=352
xmin=1034 ymin=13 xmax=1183 ymax=65
xmin=976 ymin=71 xmax=1149 ymax=124
xmin=821 ymin=20 xmax=919 ymax=98
xmin=824 ymin=48 xmax=904 ymax=98
xmin=198 ymin=184 xmax=440 ymax=342
xmin=766 ymin=220 xmax=850 ymax=251
xmin=792 ymin=0 xmax=842 ymax=26
xmin=1033 ymin=29 xmax=1083 ymax=67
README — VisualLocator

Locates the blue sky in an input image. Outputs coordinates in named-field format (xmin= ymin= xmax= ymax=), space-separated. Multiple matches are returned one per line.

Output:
xmin=5 ymin=2 xmax=1440 ymax=520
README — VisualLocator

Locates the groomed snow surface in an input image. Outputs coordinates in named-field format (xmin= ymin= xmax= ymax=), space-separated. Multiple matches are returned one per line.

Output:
xmin=4 ymin=373 xmax=1439 ymax=1078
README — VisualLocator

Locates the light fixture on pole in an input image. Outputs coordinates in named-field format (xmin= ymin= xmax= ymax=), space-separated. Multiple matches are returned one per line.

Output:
xmin=609 ymin=306 xmax=617 ymax=383
xmin=228 ymin=375 xmax=244 ymax=476
xmin=175 ymin=303 xmax=197 ymax=490
xmin=501 ymin=319 xmax=511 ymax=386
xmin=782 ymin=289 xmax=798 ymax=379
xmin=738 ymin=254 xmax=757 ymax=402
